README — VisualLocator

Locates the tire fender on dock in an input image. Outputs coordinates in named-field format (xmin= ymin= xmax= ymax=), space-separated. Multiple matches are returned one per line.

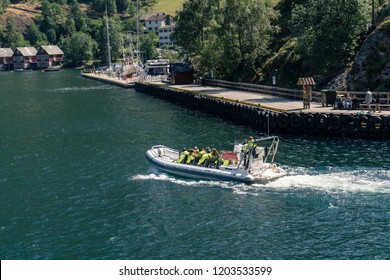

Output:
xmin=303 ymin=114 xmax=315 ymax=129
xmin=357 ymin=116 xmax=370 ymax=132
xmin=290 ymin=113 xmax=302 ymax=129
xmin=277 ymin=113 xmax=289 ymax=129
xmin=384 ymin=117 xmax=390 ymax=131
xmin=329 ymin=115 xmax=342 ymax=130
xmin=370 ymin=116 xmax=384 ymax=133
xmin=343 ymin=115 xmax=356 ymax=131
xmin=315 ymin=114 xmax=329 ymax=130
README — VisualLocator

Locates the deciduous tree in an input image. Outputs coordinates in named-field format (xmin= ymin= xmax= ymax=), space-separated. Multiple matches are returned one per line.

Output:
xmin=59 ymin=31 xmax=97 ymax=66
xmin=290 ymin=0 xmax=371 ymax=75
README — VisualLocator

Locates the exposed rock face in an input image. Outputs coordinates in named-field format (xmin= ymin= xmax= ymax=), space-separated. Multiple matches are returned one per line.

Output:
xmin=346 ymin=20 xmax=390 ymax=91
xmin=329 ymin=19 xmax=390 ymax=91
xmin=0 ymin=3 xmax=41 ymax=35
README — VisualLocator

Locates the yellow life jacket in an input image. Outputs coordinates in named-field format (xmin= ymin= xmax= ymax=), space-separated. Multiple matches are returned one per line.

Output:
xmin=176 ymin=150 xmax=189 ymax=163
xmin=197 ymin=153 xmax=211 ymax=166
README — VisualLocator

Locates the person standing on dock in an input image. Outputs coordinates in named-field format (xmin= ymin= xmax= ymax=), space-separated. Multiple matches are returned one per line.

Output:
xmin=374 ymin=92 xmax=381 ymax=113
xmin=366 ymin=88 xmax=373 ymax=113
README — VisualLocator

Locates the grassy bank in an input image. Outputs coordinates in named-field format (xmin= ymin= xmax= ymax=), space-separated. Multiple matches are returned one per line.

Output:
xmin=150 ymin=0 xmax=184 ymax=15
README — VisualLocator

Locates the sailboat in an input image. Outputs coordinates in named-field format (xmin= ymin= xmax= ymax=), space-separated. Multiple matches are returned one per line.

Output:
xmin=110 ymin=0 xmax=144 ymax=79
xmin=117 ymin=34 xmax=139 ymax=77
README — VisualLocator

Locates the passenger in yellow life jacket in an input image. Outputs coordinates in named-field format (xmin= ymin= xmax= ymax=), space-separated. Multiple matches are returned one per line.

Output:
xmin=186 ymin=148 xmax=197 ymax=164
xmin=176 ymin=148 xmax=189 ymax=163
xmin=207 ymin=148 xmax=220 ymax=167
xmin=197 ymin=147 xmax=212 ymax=166
xmin=191 ymin=147 xmax=200 ymax=164
xmin=194 ymin=147 xmax=205 ymax=165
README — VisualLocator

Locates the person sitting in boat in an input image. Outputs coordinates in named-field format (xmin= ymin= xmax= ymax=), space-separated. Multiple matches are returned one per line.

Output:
xmin=221 ymin=156 xmax=230 ymax=166
xmin=186 ymin=148 xmax=198 ymax=164
xmin=187 ymin=147 xmax=199 ymax=164
xmin=194 ymin=147 xmax=205 ymax=165
xmin=204 ymin=148 xmax=220 ymax=168
xmin=197 ymin=147 xmax=212 ymax=166
xmin=176 ymin=148 xmax=189 ymax=163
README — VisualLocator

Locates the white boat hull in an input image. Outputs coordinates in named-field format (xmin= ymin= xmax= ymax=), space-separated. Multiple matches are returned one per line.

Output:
xmin=145 ymin=145 xmax=286 ymax=184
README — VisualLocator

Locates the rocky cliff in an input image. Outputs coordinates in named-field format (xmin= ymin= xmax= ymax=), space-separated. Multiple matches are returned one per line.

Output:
xmin=330 ymin=18 xmax=390 ymax=91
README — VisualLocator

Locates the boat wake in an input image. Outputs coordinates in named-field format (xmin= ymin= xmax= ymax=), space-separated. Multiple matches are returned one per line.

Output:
xmin=132 ymin=166 xmax=390 ymax=195
xmin=256 ymin=166 xmax=390 ymax=194
xmin=48 ymin=85 xmax=115 ymax=92
xmin=132 ymin=173 xmax=232 ymax=189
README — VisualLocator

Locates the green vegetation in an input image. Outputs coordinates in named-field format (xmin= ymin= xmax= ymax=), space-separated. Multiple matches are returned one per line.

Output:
xmin=0 ymin=0 xmax=10 ymax=14
xmin=0 ymin=0 xmax=389 ymax=87
xmin=174 ymin=0 xmax=390 ymax=86
xmin=0 ymin=0 xmax=164 ymax=66
xmin=150 ymin=0 xmax=184 ymax=15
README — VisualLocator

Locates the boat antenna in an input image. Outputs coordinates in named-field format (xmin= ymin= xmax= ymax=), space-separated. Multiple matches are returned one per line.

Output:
xmin=105 ymin=4 xmax=112 ymax=75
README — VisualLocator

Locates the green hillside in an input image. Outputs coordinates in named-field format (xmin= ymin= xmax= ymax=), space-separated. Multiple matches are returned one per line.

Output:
xmin=150 ymin=0 xmax=184 ymax=15
xmin=1 ymin=0 xmax=389 ymax=89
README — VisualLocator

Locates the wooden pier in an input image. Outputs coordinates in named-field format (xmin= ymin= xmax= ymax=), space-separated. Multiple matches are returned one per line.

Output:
xmin=81 ymin=71 xmax=390 ymax=138
xmin=169 ymin=83 xmax=390 ymax=115
xmin=134 ymin=81 xmax=390 ymax=139
xmin=81 ymin=71 xmax=136 ymax=88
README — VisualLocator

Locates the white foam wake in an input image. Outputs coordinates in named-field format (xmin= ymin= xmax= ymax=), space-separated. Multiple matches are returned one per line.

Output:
xmin=262 ymin=167 xmax=390 ymax=193
xmin=132 ymin=168 xmax=390 ymax=194
xmin=49 ymin=85 xmax=115 ymax=92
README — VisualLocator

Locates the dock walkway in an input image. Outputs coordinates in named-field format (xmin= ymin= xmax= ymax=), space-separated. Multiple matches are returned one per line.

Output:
xmin=80 ymin=71 xmax=390 ymax=138
xmin=81 ymin=72 xmax=136 ymax=88
xmin=170 ymin=84 xmax=390 ymax=116
xmin=135 ymin=82 xmax=390 ymax=139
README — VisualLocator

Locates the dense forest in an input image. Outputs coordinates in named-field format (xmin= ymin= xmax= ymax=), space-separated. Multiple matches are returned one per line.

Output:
xmin=1 ymin=0 xmax=390 ymax=88
xmin=174 ymin=0 xmax=390 ymax=88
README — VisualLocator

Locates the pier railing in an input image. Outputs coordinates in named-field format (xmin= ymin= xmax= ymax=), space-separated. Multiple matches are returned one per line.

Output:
xmin=204 ymin=79 xmax=390 ymax=106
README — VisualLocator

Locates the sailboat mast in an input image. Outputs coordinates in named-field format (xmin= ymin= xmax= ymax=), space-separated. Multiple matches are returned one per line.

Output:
xmin=136 ymin=0 xmax=140 ymax=61
xmin=105 ymin=5 xmax=112 ymax=73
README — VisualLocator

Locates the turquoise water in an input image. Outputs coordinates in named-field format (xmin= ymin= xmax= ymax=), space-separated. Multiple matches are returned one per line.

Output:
xmin=1 ymin=70 xmax=390 ymax=260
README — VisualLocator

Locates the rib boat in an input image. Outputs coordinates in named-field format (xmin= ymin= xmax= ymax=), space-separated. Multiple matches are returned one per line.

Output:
xmin=145 ymin=136 xmax=286 ymax=183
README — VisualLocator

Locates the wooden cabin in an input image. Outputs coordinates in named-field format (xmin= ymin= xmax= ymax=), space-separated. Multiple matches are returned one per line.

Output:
xmin=13 ymin=47 xmax=38 ymax=70
xmin=36 ymin=45 xmax=64 ymax=68
xmin=0 ymin=48 xmax=14 ymax=70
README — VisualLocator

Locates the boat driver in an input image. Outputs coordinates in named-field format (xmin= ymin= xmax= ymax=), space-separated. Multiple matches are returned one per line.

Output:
xmin=242 ymin=136 xmax=257 ymax=168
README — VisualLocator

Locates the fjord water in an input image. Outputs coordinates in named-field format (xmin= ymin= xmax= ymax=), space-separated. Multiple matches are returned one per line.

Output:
xmin=1 ymin=70 xmax=389 ymax=260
